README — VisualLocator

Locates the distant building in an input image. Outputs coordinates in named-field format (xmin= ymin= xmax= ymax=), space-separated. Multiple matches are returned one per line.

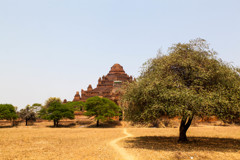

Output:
xmin=71 ymin=63 xmax=133 ymax=105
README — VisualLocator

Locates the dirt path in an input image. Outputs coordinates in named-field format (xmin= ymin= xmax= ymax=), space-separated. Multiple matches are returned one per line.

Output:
xmin=110 ymin=128 xmax=135 ymax=160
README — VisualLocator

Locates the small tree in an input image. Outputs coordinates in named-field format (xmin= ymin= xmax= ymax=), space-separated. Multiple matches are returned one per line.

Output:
xmin=84 ymin=96 xmax=120 ymax=127
xmin=122 ymin=38 xmax=240 ymax=142
xmin=19 ymin=105 xmax=36 ymax=126
xmin=31 ymin=103 xmax=42 ymax=116
xmin=40 ymin=98 xmax=74 ymax=127
xmin=0 ymin=104 xmax=18 ymax=126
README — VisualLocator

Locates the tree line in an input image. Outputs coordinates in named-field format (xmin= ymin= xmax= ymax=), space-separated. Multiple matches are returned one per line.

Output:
xmin=0 ymin=97 xmax=120 ymax=127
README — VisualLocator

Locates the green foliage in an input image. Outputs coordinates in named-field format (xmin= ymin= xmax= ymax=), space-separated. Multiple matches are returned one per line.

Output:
xmin=39 ymin=107 xmax=47 ymax=119
xmin=40 ymin=97 xmax=74 ymax=127
xmin=65 ymin=101 xmax=85 ymax=111
xmin=46 ymin=101 xmax=74 ymax=121
xmin=84 ymin=96 xmax=120 ymax=126
xmin=122 ymin=38 xmax=240 ymax=140
xmin=44 ymin=97 xmax=61 ymax=108
xmin=0 ymin=104 xmax=18 ymax=120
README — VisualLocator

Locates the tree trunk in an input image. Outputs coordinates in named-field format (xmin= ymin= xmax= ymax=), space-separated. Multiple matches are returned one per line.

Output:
xmin=96 ymin=120 xmax=99 ymax=127
xmin=178 ymin=116 xmax=193 ymax=143
xmin=56 ymin=120 xmax=59 ymax=127
xmin=54 ymin=120 xmax=56 ymax=127
xmin=26 ymin=118 xmax=28 ymax=126
xmin=179 ymin=126 xmax=187 ymax=142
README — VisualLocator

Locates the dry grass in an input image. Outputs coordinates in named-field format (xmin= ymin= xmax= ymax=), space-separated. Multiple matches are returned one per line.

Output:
xmin=0 ymin=127 xmax=125 ymax=160
xmin=0 ymin=121 xmax=239 ymax=160
xmin=121 ymin=126 xmax=240 ymax=160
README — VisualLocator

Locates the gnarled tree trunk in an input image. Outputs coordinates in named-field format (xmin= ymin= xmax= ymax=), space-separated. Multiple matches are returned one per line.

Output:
xmin=178 ymin=116 xmax=193 ymax=142
xmin=54 ymin=120 xmax=56 ymax=127
xmin=96 ymin=120 xmax=99 ymax=127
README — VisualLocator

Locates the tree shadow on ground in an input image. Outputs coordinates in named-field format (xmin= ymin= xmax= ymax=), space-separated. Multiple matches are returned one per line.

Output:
xmin=0 ymin=125 xmax=14 ymax=128
xmin=87 ymin=121 xmax=122 ymax=128
xmin=76 ymin=121 xmax=92 ymax=125
xmin=47 ymin=123 xmax=76 ymax=128
xmin=124 ymin=136 xmax=240 ymax=152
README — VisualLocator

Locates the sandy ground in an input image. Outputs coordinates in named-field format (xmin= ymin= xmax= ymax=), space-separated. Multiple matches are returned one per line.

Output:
xmin=110 ymin=128 xmax=135 ymax=160
xmin=0 ymin=124 xmax=239 ymax=160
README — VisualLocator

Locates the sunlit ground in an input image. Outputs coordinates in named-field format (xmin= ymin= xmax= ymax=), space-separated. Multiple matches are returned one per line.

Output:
xmin=0 ymin=121 xmax=239 ymax=160
xmin=122 ymin=127 xmax=240 ymax=160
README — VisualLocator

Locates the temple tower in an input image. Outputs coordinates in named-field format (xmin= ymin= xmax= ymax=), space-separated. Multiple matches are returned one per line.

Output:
xmin=73 ymin=63 xmax=133 ymax=104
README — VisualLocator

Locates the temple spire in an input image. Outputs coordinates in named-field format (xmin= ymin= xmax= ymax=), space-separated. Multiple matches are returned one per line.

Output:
xmin=87 ymin=85 xmax=93 ymax=91
xmin=109 ymin=63 xmax=125 ymax=74
xmin=73 ymin=91 xmax=81 ymax=101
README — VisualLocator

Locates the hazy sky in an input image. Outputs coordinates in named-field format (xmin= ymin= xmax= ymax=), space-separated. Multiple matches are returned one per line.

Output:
xmin=0 ymin=0 xmax=240 ymax=109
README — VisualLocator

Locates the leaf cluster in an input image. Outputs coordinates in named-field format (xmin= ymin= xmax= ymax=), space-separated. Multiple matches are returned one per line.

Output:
xmin=40 ymin=98 xmax=74 ymax=121
xmin=84 ymin=96 xmax=120 ymax=121
xmin=65 ymin=101 xmax=85 ymax=111
xmin=0 ymin=104 xmax=18 ymax=120
xmin=44 ymin=97 xmax=61 ymax=108
xmin=122 ymin=38 xmax=240 ymax=123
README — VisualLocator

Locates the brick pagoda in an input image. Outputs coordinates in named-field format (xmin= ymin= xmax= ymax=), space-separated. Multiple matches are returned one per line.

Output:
xmin=72 ymin=63 xmax=133 ymax=104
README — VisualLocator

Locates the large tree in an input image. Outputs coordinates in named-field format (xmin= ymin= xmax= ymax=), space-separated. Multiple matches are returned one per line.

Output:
xmin=0 ymin=104 xmax=18 ymax=126
xmin=122 ymin=39 xmax=240 ymax=142
xmin=40 ymin=98 xmax=74 ymax=127
xmin=19 ymin=105 xmax=37 ymax=126
xmin=85 ymin=96 xmax=120 ymax=127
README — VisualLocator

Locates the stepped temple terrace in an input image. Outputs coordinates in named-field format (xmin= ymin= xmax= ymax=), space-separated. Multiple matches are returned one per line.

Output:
xmin=69 ymin=63 xmax=134 ymax=105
